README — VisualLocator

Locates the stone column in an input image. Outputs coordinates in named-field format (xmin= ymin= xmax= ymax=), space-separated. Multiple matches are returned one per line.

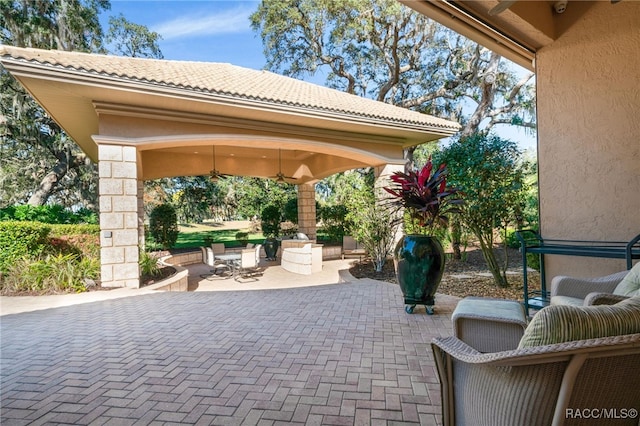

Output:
xmin=297 ymin=183 xmax=317 ymax=241
xmin=375 ymin=163 xmax=406 ymax=242
xmin=98 ymin=144 xmax=141 ymax=288
xmin=137 ymin=180 xmax=145 ymax=248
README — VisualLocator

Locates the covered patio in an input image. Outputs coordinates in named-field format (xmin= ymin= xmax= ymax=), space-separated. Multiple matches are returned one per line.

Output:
xmin=0 ymin=45 xmax=459 ymax=289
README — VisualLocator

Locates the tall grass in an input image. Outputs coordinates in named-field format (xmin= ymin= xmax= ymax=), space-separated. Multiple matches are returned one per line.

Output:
xmin=2 ymin=253 xmax=99 ymax=294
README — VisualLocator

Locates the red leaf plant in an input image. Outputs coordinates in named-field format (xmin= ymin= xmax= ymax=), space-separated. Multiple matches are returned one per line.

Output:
xmin=383 ymin=157 xmax=463 ymax=234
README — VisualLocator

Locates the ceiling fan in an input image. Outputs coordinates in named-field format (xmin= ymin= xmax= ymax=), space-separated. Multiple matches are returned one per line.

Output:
xmin=270 ymin=149 xmax=297 ymax=184
xmin=209 ymin=146 xmax=229 ymax=182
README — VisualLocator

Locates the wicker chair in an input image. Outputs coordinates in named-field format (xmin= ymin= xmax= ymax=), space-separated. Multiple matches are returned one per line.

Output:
xmin=433 ymin=297 xmax=640 ymax=426
xmin=551 ymin=262 xmax=640 ymax=306
xmin=432 ymin=334 xmax=640 ymax=426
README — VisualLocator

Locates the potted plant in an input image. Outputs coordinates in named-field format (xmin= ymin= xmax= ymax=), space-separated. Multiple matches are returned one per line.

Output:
xmin=384 ymin=158 xmax=463 ymax=314
xmin=260 ymin=204 xmax=281 ymax=260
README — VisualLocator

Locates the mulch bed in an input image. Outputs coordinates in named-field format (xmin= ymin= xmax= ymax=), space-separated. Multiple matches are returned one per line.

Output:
xmin=349 ymin=245 xmax=541 ymax=302
xmin=140 ymin=266 xmax=177 ymax=288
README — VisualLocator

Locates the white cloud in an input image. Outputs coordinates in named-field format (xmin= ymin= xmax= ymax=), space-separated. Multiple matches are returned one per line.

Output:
xmin=153 ymin=6 xmax=253 ymax=40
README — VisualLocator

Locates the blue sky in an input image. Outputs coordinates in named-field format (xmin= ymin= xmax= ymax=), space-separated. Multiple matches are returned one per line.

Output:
xmin=103 ymin=1 xmax=264 ymax=67
xmin=101 ymin=1 xmax=536 ymax=152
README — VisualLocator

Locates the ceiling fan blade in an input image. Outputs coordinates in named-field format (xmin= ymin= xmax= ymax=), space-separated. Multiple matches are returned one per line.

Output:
xmin=270 ymin=172 xmax=297 ymax=183
xmin=209 ymin=169 xmax=230 ymax=181
xmin=271 ymin=148 xmax=298 ymax=183
xmin=488 ymin=0 xmax=517 ymax=16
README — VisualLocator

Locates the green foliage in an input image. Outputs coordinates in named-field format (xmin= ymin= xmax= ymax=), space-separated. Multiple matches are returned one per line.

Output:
xmin=0 ymin=204 xmax=98 ymax=224
xmin=107 ymin=14 xmax=164 ymax=59
xmin=318 ymin=204 xmax=348 ymax=243
xmin=260 ymin=204 xmax=282 ymax=238
xmin=1 ymin=253 xmax=99 ymax=294
xmin=250 ymin=0 xmax=536 ymax=136
xmin=283 ymin=198 xmax=299 ymax=223
xmin=0 ymin=221 xmax=51 ymax=273
xmin=383 ymin=158 xmax=463 ymax=233
xmin=149 ymin=204 xmax=179 ymax=249
xmin=434 ymin=133 xmax=531 ymax=287
xmin=49 ymin=224 xmax=100 ymax=259
xmin=235 ymin=231 xmax=249 ymax=246
xmin=1 ymin=0 xmax=163 ymax=209
xmin=0 ymin=221 xmax=100 ymax=293
xmin=350 ymin=203 xmax=399 ymax=273
xmin=504 ymin=228 xmax=540 ymax=271
xmin=139 ymin=251 xmax=160 ymax=277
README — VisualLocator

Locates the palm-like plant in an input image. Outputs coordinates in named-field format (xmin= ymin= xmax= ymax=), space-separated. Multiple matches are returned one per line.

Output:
xmin=383 ymin=158 xmax=463 ymax=234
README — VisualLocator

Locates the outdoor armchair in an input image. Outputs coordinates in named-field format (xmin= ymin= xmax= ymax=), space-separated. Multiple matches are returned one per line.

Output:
xmin=551 ymin=262 xmax=640 ymax=306
xmin=433 ymin=297 xmax=640 ymax=426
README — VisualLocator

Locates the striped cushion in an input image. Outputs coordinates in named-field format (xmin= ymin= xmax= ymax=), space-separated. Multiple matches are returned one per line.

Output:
xmin=518 ymin=296 xmax=640 ymax=348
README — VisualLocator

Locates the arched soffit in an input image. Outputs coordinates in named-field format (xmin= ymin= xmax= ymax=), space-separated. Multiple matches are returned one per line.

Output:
xmin=93 ymin=133 xmax=406 ymax=183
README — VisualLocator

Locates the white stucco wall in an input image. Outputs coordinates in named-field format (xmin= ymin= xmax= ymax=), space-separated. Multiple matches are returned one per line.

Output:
xmin=536 ymin=2 xmax=640 ymax=280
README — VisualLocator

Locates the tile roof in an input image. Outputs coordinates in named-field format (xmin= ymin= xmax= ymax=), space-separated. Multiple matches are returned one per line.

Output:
xmin=0 ymin=45 xmax=459 ymax=132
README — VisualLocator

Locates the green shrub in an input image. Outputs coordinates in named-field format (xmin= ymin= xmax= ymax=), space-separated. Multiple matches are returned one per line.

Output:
xmin=235 ymin=231 xmax=249 ymax=246
xmin=318 ymin=204 xmax=347 ymax=243
xmin=260 ymin=204 xmax=281 ymax=238
xmin=139 ymin=251 xmax=160 ymax=277
xmin=1 ymin=253 xmax=99 ymax=294
xmin=149 ymin=204 xmax=179 ymax=249
xmin=49 ymin=224 xmax=101 ymax=258
xmin=505 ymin=228 xmax=540 ymax=271
xmin=0 ymin=221 xmax=51 ymax=273
xmin=0 ymin=204 xmax=98 ymax=224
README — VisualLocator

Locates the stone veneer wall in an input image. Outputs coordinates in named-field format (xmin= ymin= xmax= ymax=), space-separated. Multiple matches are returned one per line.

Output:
xmin=98 ymin=144 xmax=141 ymax=288
xmin=297 ymin=184 xmax=316 ymax=241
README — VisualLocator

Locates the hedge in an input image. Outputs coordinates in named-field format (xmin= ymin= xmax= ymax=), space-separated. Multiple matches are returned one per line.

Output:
xmin=0 ymin=222 xmax=101 ymax=274
xmin=0 ymin=221 xmax=51 ymax=273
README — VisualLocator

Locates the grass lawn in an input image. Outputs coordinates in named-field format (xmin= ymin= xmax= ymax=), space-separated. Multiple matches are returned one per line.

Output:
xmin=174 ymin=221 xmax=265 ymax=249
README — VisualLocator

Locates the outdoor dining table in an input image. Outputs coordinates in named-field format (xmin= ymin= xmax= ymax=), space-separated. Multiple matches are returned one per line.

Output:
xmin=214 ymin=253 xmax=241 ymax=274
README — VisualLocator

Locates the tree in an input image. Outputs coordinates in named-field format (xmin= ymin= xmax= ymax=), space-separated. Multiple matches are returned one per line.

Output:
xmin=0 ymin=0 xmax=110 ymax=208
xmin=149 ymin=203 xmax=179 ymax=249
xmin=333 ymin=168 xmax=397 ymax=272
xmin=250 ymin=0 xmax=536 ymax=145
xmin=434 ymin=133 xmax=530 ymax=287
xmin=0 ymin=0 xmax=163 ymax=210
xmin=106 ymin=14 xmax=163 ymax=58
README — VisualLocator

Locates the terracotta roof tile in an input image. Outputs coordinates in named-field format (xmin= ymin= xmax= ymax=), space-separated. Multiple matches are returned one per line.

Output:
xmin=0 ymin=45 xmax=460 ymax=131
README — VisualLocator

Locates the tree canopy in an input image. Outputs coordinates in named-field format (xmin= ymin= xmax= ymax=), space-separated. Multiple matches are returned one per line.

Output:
xmin=250 ymin=0 xmax=536 ymax=142
xmin=434 ymin=133 xmax=532 ymax=287
xmin=0 ymin=0 xmax=163 ymax=209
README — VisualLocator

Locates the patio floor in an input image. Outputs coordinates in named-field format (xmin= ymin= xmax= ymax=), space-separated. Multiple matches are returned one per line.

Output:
xmin=0 ymin=261 xmax=460 ymax=425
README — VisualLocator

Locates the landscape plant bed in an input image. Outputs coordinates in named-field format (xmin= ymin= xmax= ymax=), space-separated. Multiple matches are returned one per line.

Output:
xmin=140 ymin=266 xmax=176 ymax=288
xmin=349 ymin=245 xmax=541 ymax=302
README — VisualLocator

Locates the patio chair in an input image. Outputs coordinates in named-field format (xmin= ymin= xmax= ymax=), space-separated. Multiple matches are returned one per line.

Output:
xmin=433 ymin=297 xmax=640 ymax=426
xmin=551 ymin=262 xmax=640 ymax=306
xmin=233 ymin=244 xmax=262 ymax=281
xmin=211 ymin=243 xmax=226 ymax=255
xmin=200 ymin=246 xmax=231 ymax=278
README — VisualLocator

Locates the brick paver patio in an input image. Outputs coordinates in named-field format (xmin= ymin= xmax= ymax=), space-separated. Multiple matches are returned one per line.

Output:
xmin=1 ymin=279 xmax=458 ymax=425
